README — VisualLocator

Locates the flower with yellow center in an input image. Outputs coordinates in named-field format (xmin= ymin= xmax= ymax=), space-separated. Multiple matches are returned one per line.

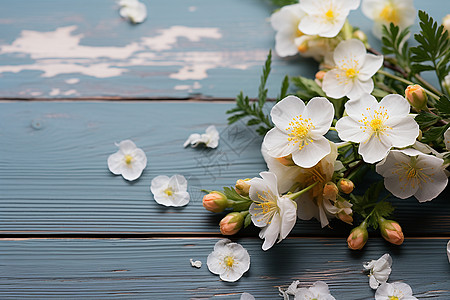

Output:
xmin=376 ymin=149 xmax=448 ymax=203
xmin=207 ymin=239 xmax=250 ymax=282
xmin=248 ymin=172 xmax=297 ymax=251
xmin=322 ymin=39 xmax=383 ymax=100
xmin=294 ymin=281 xmax=336 ymax=300
xmin=298 ymin=0 xmax=360 ymax=38
xmin=107 ymin=139 xmax=147 ymax=181
xmin=362 ymin=0 xmax=416 ymax=39
xmin=263 ymin=95 xmax=335 ymax=168
xmin=336 ymin=94 xmax=419 ymax=163
xmin=375 ymin=282 xmax=418 ymax=300
xmin=150 ymin=174 xmax=190 ymax=207
xmin=363 ymin=254 xmax=392 ymax=289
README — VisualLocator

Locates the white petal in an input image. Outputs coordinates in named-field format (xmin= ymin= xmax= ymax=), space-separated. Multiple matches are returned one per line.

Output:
xmin=271 ymin=95 xmax=306 ymax=130
xmin=107 ymin=152 xmax=126 ymax=175
xmin=369 ymin=275 xmax=380 ymax=289
xmin=171 ymin=191 xmax=190 ymax=206
xmin=264 ymin=128 xmax=297 ymax=158
xmin=447 ymin=240 xmax=450 ymax=263
xmin=384 ymin=173 xmax=418 ymax=199
xmin=240 ymin=293 xmax=255 ymax=300
xmin=297 ymin=194 xmax=319 ymax=221
xmin=249 ymin=202 xmax=269 ymax=227
xmin=309 ymin=280 xmax=332 ymax=295
xmin=336 ymin=117 xmax=370 ymax=143
xmin=261 ymin=213 xmax=281 ymax=251
xmin=184 ymin=133 xmax=202 ymax=147
xmin=333 ymin=39 xmax=367 ymax=66
xmin=150 ymin=175 xmax=170 ymax=191
xmin=206 ymin=251 xmax=224 ymax=275
xmin=130 ymin=148 xmax=147 ymax=170
xmin=304 ymin=97 xmax=335 ymax=134
xmin=361 ymin=0 xmax=381 ymax=19
xmin=358 ymin=134 xmax=391 ymax=163
xmin=275 ymin=31 xmax=300 ymax=57
xmin=444 ymin=127 xmax=450 ymax=150
xmin=291 ymin=136 xmax=331 ymax=168
xmin=220 ymin=267 xmax=243 ymax=282
xmin=380 ymin=94 xmax=411 ymax=119
xmin=386 ymin=117 xmax=419 ymax=148
xmin=278 ymin=197 xmax=297 ymax=239
xmin=322 ymin=70 xmax=348 ymax=99
xmin=121 ymin=165 xmax=144 ymax=181
xmin=375 ymin=283 xmax=394 ymax=299
xmin=116 ymin=139 xmax=137 ymax=153
xmin=391 ymin=282 xmax=413 ymax=297
xmin=413 ymin=171 xmax=448 ymax=202
xmin=358 ymin=53 xmax=383 ymax=80
xmin=346 ymin=94 xmax=379 ymax=119
xmin=169 ymin=174 xmax=188 ymax=192
xmin=346 ymin=79 xmax=374 ymax=100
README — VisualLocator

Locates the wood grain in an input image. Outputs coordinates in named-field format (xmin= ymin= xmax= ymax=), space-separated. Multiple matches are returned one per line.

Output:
xmin=0 ymin=238 xmax=449 ymax=299
xmin=0 ymin=102 xmax=448 ymax=236
xmin=0 ymin=0 xmax=447 ymax=99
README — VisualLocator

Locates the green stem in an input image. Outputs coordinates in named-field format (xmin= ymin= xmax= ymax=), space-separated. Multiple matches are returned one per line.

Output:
xmin=414 ymin=74 xmax=442 ymax=96
xmin=329 ymin=127 xmax=337 ymax=131
xmin=377 ymin=69 xmax=440 ymax=101
xmin=337 ymin=141 xmax=352 ymax=148
xmin=287 ymin=182 xmax=319 ymax=200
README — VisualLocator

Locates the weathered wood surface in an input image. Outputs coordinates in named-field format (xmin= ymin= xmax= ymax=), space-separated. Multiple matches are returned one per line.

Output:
xmin=0 ymin=238 xmax=448 ymax=299
xmin=0 ymin=102 xmax=449 ymax=236
xmin=0 ymin=0 xmax=447 ymax=99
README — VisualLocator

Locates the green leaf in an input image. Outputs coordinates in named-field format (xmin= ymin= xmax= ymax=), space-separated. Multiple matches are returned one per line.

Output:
xmin=435 ymin=95 xmax=450 ymax=117
xmin=421 ymin=125 xmax=449 ymax=144
xmin=269 ymin=0 xmax=298 ymax=7
xmin=258 ymin=50 xmax=271 ymax=109
xmin=415 ymin=111 xmax=440 ymax=129
xmin=292 ymin=76 xmax=326 ymax=99
xmin=247 ymin=118 xmax=262 ymax=126
xmin=278 ymin=75 xmax=290 ymax=102
xmin=222 ymin=187 xmax=252 ymax=211
xmin=244 ymin=213 xmax=252 ymax=228
xmin=381 ymin=23 xmax=411 ymax=73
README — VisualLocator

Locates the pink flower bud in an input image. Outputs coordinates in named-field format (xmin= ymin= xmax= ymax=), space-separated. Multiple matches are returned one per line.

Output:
xmin=379 ymin=218 xmax=404 ymax=245
xmin=347 ymin=224 xmax=368 ymax=250
xmin=315 ymin=71 xmax=327 ymax=81
xmin=405 ymin=85 xmax=428 ymax=111
xmin=275 ymin=154 xmax=296 ymax=167
xmin=338 ymin=211 xmax=353 ymax=225
xmin=203 ymin=191 xmax=228 ymax=213
xmin=219 ymin=212 xmax=245 ymax=235
xmin=338 ymin=178 xmax=354 ymax=194
xmin=323 ymin=182 xmax=339 ymax=201
xmin=235 ymin=179 xmax=251 ymax=196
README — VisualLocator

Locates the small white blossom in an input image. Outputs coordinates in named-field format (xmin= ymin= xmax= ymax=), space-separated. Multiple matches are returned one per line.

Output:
xmin=107 ymin=140 xmax=147 ymax=181
xmin=362 ymin=0 xmax=416 ymax=39
xmin=150 ymin=174 xmax=190 ymax=207
xmin=376 ymin=149 xmax=448 ymax=202
xmin=119 ymin=0 xmax=147 ymax=24
xmin=184 ymin=125 xmax=219 ymax=149
xmin=207 ymin=239 xmax=250 ymax=282
xmin=189 ymin=258 xmax=202 ymax=268
xmin=336 ymin=94 xmax=419 ymax=163
xmin=270 ymin=4 xmax=306 ymax=57
xmin=249 ymin=172 xmax=297 ymax=251
xmin=322 ymin=39 xmax=383 ymax=100
xmin=241 ymin=293 xmax=255 ymax=300
xmin=279 ymin=280 xmax=301 ymax=299
xmin=294 ymin=281 xmax=336 ymax=300
xmin=447 ymin=240 xmax=450 ymax=263
xmin=298 ymin=0 xmax=360 ymax=38
xmin=444 ymin=127 xmax=450 ymax=151
xmin=263 ymin=96 xmax=335 ymax=168
xmin=375 ymin=282 xmax=418 ymax=300
xmin=363 ymin=253 xmax=392 ymax=289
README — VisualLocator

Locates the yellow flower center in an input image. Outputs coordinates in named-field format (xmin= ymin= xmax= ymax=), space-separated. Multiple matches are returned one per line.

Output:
xmin=164 ymin=188 xmax=173 ymax=196
xmin=379 ymin=3 xmax=400 ymax=24
xmin=254 ymin=190 xmax=278 ymax=224
xmin=359 ymin=106 xmax=392 ymax=140
xmin=389 ymin=297 xmax=399 ymax=300
xmin=286 ymin=115 xmax=315 ymax=150
xmin=224 ymin=256 xmax=234 ymax=267
xmin=394 ymin=157 xmax=434 ymax=191
xmin=345 ymin=68 xmax=358 ymax=78
xmin=124 ymin=155 xmax=133 ymax=165
xmin=325 ymin=9 xmax=335 ymax=20
xmin=370 ymin=118 xmax=383 ymax=131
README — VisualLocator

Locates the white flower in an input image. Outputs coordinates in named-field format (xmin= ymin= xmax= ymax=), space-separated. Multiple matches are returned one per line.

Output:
xmin=249 ymin=172 xmax=297 ymax=251
xmin=207 ymin=239 xmax=250 ymax=282
xmin=298 ymin=0 xmax=360 ymax=38
xmin=335 ymin=94 xmax=419 ymax=163
xmin=363 ymin=253 xmax=392 ymax=289
xmin=189 ymin=258 xmax=202 ymax=268
xmin=240 ymin=293 xmax=255 ymax=300
xmin=184 ymin=125 xmax=219 ymax=149
xmin=375 ymin=282 xmax=418 ymax=300
xmin=279 ymin=280 xmax=301 ymax=299
xmin=447 ymin=240 xmax=450 ymax=263
xmin=376 ymin=149 xmax=448 ymax=202
xmin=445 ymin=127 xmax=450 ymax=151
xmin=322 ymin=39 xmax=383 ymax=100
xmin=443 ymin=74 xmax=450 ymax=96
xmin=263 ymin=96 xmax=334 ymax=168
xmin=270 ymin=4 xmax=306 ymax=57
xmin=107 ymin=140 xmax=147 ymax=181
xmin=119 ymin=0 xmax=147 ymax=24
xmin=362 ymin=0 xmax=416 ymax=39
xmin=294 ymin=281 xmax=336 ymax=300
xmin=150 ymin=174 xmax=190 ymax=207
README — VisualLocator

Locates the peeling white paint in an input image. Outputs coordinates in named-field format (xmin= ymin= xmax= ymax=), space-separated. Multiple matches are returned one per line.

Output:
xmin=174 ymin=81 xmax=202 ymax=91
xmin=49 ymin=88 xmax=60 ymax=96
xmin=65 ymin=78 xmax=80 ymax=84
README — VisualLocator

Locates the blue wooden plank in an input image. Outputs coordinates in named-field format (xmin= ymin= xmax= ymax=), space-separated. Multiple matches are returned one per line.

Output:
xmin=0 ymin=238 xmax=449 ymax=299
xmin=0 ymin=102 xmax=449 ymax=236
xmin=0 ymin=0 xmax=447 ymax=99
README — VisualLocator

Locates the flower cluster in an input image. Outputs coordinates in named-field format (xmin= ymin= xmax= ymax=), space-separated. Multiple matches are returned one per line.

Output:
xmin=208 ymin=0 xmax=450 ymax=251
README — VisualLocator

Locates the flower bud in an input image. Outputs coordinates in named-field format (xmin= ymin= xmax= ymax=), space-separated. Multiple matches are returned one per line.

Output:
xmin=315 ymin=71 xmax=326 ymax=81
xmin=338 ymin=178 xmax=354 ymax=194
xmin=276 ymin=154 xmax=296 ymax=167
xmin=443 ymin=14 xmax=450 ymax=33
xmin=405 ymin=84 xmax=428 ymax=111
xmin=379 ymin=218 xmax=404 ymax=245
xmin=235 ymin=179 xmax=251 ymax=196
xmin=347 ymin=223 xmax=368 ymax=250
xmin=338 ymin=211 xmax=353 ymax=225
xmin=353 ymin=30 xmax=368 ymax=44
xmin=219 ymin=212 xmax=245 ymax=235
xmin=203 ymin=191 xmax=228 ymax=213
xmin=323 ymin=182 xmax=339 ymax=201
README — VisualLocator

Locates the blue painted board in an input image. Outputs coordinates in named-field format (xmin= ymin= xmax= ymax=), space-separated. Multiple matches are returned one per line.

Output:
xmin=0 ymin=238 xmax=449 ymax=299
xmin=0 ymin=102 xmax=448 ymax=236
xmin=0 ymin=0 xmax=447 ymax=99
